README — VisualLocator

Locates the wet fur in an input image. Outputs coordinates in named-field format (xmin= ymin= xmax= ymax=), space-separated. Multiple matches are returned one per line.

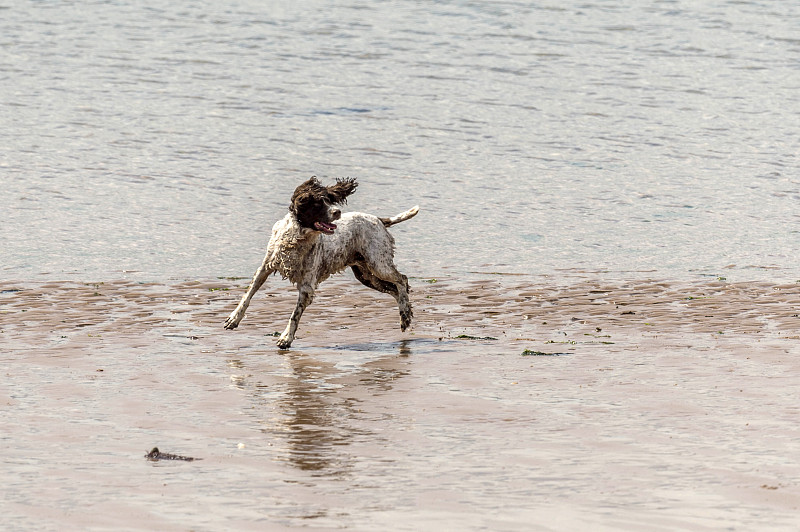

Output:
xmin=224 ymin=177 xmax=418 ymax=349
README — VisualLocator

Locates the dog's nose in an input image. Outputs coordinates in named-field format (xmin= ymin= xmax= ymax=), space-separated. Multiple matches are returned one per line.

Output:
xmin=331 ymin=207 xmax=341 ymax=220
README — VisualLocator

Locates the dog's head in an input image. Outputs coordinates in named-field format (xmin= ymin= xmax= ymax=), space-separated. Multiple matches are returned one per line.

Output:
xmin=289 ymin=177 xmax=358 ymax=234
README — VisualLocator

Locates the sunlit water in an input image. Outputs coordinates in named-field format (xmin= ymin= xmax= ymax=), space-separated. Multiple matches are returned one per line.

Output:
xmin=3 ymin=0 xmax=800 ymax=282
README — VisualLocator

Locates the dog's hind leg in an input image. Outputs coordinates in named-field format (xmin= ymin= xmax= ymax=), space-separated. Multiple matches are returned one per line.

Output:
xmin=394 ymin=271 xmax=413 ymax=331
xmin=224 ymin=263 xmax=273 ymax=330
xmin=277 ymin=283 xmax=314 ymax=349
xmin=352 ymin=264 xmax=399 ymax=297
xmin=353 ymin=262 xmax=412 ymax=331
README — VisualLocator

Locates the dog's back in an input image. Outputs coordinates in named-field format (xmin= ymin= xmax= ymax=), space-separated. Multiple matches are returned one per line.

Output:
xmin=315 ymin=212 xmax=401 ymax=280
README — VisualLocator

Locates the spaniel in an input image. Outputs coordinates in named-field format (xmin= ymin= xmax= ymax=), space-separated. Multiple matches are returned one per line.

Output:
xmin=224 ymin=177 xmax=418 ymax=349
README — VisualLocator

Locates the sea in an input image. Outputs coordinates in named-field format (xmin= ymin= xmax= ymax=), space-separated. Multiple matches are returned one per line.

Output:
xmin=3 ymin=0 xmax=800 ymax=283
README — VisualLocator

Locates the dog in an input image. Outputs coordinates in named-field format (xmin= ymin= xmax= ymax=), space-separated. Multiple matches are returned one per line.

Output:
xmin=224 ymin=176 xmax=419 ymax=349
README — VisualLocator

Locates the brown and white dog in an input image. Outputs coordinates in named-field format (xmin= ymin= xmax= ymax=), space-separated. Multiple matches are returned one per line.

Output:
xmin=224 ymin=177 xmax=419 ymax=348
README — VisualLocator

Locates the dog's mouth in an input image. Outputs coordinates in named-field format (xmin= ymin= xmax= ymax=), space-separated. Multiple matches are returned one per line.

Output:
xmin=314 ymin=221 xmax=337 ymax=235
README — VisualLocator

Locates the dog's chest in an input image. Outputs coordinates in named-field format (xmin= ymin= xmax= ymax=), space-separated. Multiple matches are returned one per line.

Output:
xmin=269 ymin=236 xmax=351 ymax=286
xmin=269 ymin=242 xmax=316 ymax=283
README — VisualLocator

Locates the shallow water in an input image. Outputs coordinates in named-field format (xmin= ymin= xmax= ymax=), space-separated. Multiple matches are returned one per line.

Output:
xmin=2 ymin=0 xmax=800 ymax=281
xmin=2 ymin=278 xmax=800 ymax=530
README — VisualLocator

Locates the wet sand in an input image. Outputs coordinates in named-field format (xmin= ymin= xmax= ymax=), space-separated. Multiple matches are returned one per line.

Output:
xmin=2 ymin=273 xmax=799 ymax=530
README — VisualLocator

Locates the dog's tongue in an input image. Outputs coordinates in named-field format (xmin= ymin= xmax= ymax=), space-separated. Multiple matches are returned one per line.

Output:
xmin=315 ymin=221 xmax=337 ymax=234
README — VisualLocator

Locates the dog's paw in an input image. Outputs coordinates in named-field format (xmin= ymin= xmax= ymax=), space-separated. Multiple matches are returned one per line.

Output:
xmin=276 ymin=336 xmax=293 ymax=349
xmin=400 ymin=308 xmax=413 ymax=332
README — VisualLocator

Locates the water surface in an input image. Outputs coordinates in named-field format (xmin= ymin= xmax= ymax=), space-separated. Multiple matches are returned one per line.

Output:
xmin=2 ymin=0 xmax=799 ymax=281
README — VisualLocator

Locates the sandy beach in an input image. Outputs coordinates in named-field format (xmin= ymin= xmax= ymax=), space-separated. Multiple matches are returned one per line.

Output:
xmin=2 ymin=273 xmax=798 ymax=530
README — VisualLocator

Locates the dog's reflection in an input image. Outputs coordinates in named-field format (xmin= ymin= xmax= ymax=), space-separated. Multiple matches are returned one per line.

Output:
xmin=227 ymin=341 xmax=413 ymax=476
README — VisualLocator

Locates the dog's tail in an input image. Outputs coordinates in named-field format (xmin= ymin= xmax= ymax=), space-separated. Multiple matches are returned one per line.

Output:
xmin=380 ymin=205 xmax=419 ymax=227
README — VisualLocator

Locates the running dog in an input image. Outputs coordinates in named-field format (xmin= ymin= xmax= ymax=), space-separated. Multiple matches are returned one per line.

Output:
xmin=224 ymin=177 xmax=419 ymax=348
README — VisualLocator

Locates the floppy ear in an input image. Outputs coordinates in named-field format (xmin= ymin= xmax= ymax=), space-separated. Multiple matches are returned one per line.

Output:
xmin=327 ymin=177 xmax=358 ymax=204
xmin=289 ymin=177 xmax=321 ymax=214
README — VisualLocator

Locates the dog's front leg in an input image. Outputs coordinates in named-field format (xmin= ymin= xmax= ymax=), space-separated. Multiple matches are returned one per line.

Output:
xmin=276 ymin=283 xmax=314 ymax=349
xmin=224 ymin=263 xmax=272 ymax=330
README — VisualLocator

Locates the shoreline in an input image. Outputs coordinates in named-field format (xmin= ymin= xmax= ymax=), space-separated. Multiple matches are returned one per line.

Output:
xmin=4 ymin=273 xmax=800 ymax=348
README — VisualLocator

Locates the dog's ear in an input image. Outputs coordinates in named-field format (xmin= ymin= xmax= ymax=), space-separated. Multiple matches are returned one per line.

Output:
xmin=290 ymin=177 xmax=322 ymax=214
xmin=327 ymin=177 xmax=358 ymax=204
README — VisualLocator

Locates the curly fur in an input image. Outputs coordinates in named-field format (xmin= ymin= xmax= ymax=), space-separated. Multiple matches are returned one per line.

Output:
xmin=224 ymin=176 xmax=419 ymax=349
